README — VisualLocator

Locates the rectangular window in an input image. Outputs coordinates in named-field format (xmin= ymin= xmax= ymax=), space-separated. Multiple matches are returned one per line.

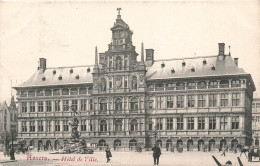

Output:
xmin=46 ymin=121 xmax=52 ymax=132
xmin=81 ymin=120 xmax=86 ymax=131
xmin=63 ymin=100 xmax=69 ymax=111
xmin=177 ymin=95 xmax=184 ymax=108
xmin=187 ymin=117 xmax=194 ymax=130
xmin=231 ymin=80 xmax=241 ymax=87
xmin=157 ymin=96 xmax=163 ymax=109
xmin=63 ymin=120 xmax=69 ymax=132
xmin=198 ymin=94 xmax=206 ymax=107
xmin=46 ymin=101 xmax=52 ymax=112
xmin=38 ymin=101 xmax=43 ymax=112
xmin=221 ymin=94 xmax=229 ymax=107
xmin=232 ymin=116 xmax=239 ymax=130
xmin=198 ymin=117 xmax=205 ymax=130
xmin=22 ymin=102 xmax=27 ymax=113
xmin=30 ymin=101 xmax=35 ymax=112
xmin=38 ymin=120 xmax=43 ymax=132
xmin=22 ymin=121 xmax=27 ymax=132
xmin=55 ymin=120 xmax=60 ymax=132
xmin=209 ymin=81 xmax=218 ymax=88
xmin=167 ymin=96 xmax=174 ymax=108
xmin=89 ymin=99 xmax=93 ymax=110
xmin=177 ymin=117 xmax=183 ymax=130
xmin=81 ymin=99 xmax=87 ymax=111
xmin=209 ymin=94 xmax=217 ymax=107
xmin=149 ymin=118 xmax=153 ymax=131
xmin=71 ymin=100 xmax=78 ymax=111
xmin=188 ymin=95 xmax=195 ymax=108
xmin=55 ymin=100 xmax=60 ymax=112
xmin=209 ymin=117 xmax=216 ymax=130
xmin=232 ymin=93 xmax=240 ymax=106
xmin=220 ymin=117 xmax=228 ymax=130
xmin=166 ymin=118 xmax=173 ymax=130
xmin=90 ymin=120 xmax=93 ymax=131
xmin=156 ymin=118 xmax=163 ymax=130
xmin=29 ymin=121 xmax=35 ymax=132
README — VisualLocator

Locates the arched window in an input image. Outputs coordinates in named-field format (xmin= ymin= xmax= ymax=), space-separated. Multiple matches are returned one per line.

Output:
xmin=99 ymin=139 xmax=106 ymax=147
xmin=101 ymin=78 xmax=106 ymax=92
xmin=132 ymin=76 xmax=137 ymax=90
xmin=115 ymin=98 xmax=122 ymax=111
xmin=130 ymin=97 xmax=138 ymax=110
xmin=100 ymin=120 xmax=107 ymax=132
xmin=116 ymin=56 xmax=122 ymax=70
xmin=100 ymin=99 xmax=107 ymax=111
xmin=115 ymin=119 xmax=122 ymax=131
xmin=130 ymin=119 xmax=138 ymax=131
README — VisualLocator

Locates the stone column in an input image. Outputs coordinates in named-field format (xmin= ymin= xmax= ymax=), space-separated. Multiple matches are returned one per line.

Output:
xmin=60 ymin=100 xmax=63 ymax=112
xmin=183 ymin=117 xmax=187 ymax=130
xmin=18 ymin=102 xmax=21 ymax=114
xmin=27 ymin=102 xmax=30 ymax=113
xmin=51 ymin=101 xmax=55 ymax=112
xmin=78 ymin=99 xmax=81 ymax=112
xmin=27 ymin=121 xmax=30 ymax=133
xmin=43 ymin=101 xmax=46 ymax=112
xmin=173 ymin=117 xmax=176 ymax=130
xmin=239 ymin=115 xmax=243 ymax=130
xmin=205 ymin=94 xmax=209 ymax=108
xmin=194 ymin=117 xmax=198 ymax=130
xmin=228 ymin=93 xmax=232 ymax=107
xmin=163 ymin=118 xmax=166 ymax=131
xmin=173 ymin=95 xmax=177 ymax=109
xmin=18 ymin=121 xmax=22 ymax=133
xmin=52 ymin=120 xmax=55 ymax=133
xmin=60 ymin=120 xmax=63 ymax=132
xmin=205 ymin=117 xmax=209 ymax=130
xmin=217 ymin=94 xmax=221 ymax=107
xmin=184 ymin=95 xmax=187 ymax=108
xmin=35 ymin=120 xmax=38 ymax=133
xmin=227 ymin=117 xmax=231 ymax=130
xmin=216 ymin=117 xmax=220 ymax=130
xmin=240 ymin=92 xmax=244 ymax=107
xmin=43 ymin=120 xmax=46 ymax=133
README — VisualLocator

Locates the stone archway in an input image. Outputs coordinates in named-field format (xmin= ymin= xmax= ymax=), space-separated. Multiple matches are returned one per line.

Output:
xmin=98 ymin=139 xmax=106 ymax=151
xmin=129 ymin=139 xmax=137 ymax=151
xmin=38 ymin=140 xmax=43 ymax=151
xmin=187 ymin=139 xmax=193 ymax=151
xmin=166 ymin=139 xmax=172 ymax=151
xmin=198 ymin=139 xmax=204 ymax=151
xmin=114 ymin=139 xmax=121 ymax=151
xmin=54 ymin=140 xmax=59 ymax=150
xmin=209 ymin=139 xmax=215 ymax=151
xmin=220 ymin=139 xmax=227 ymax=151
xmin=46 ymin=140 xmax=52 ymax=150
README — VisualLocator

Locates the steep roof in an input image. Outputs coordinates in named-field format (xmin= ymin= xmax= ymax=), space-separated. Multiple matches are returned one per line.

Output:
xmin=146 ymin=55 xmax=247 ymax=80
xmin=14 ymin=65 xmax=94 ymax=88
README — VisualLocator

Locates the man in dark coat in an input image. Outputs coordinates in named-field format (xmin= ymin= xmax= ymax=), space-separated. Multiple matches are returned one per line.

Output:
xmin=105 ymin=145 xmax=112 ymax=163
xmin=152 ymin=144 xmax=161 ymax=165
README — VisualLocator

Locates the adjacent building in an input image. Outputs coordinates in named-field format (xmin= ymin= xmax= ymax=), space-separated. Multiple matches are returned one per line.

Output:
xmin=14 ymin=10 xmax=256 ymax=151
xmin=252 ymin=97 xmax=260 ymax=146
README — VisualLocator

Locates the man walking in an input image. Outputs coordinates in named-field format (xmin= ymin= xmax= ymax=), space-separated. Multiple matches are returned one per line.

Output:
xmin=152 ymin=144 xmax=161 ymax=165
xmin=221 ymin=147 xmax=226 ymax=157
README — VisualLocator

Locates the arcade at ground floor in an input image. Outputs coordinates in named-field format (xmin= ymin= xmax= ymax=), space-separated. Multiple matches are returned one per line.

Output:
xmin=16 ymin=135 xmax=250 ymax=152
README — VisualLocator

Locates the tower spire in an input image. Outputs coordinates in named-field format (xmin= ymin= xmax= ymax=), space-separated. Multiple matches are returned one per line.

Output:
xmin=141 ymin=42 xmax=144 ymax=63
xmin=95 ymin=46 xmax=98 ymax=67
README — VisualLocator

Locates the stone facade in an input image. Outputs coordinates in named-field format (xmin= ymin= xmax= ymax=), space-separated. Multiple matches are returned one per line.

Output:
xmin=252 ymin=97 xmax=260 ymax=146
xmin=13 ymin=10 xmax=255 ymax=152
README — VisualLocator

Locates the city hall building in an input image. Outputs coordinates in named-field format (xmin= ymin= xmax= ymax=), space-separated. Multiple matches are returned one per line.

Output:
xmin=14 ymin=10 xmax=255 ymax=151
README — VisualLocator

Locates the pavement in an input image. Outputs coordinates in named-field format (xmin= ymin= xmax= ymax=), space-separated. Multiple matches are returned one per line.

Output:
xmin=0 ymin=150 xmax=259 ymax=166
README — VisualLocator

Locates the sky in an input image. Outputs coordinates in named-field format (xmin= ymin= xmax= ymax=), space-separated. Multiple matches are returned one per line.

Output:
xmin=0 ymin=0 xmax=259 ymax=103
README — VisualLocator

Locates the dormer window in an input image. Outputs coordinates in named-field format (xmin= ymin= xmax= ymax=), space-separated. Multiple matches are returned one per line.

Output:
xmin=75 ymin=75 xmax=79 ymax=79
xmin=161 ymin=62 xmax=165 ymax=68
xmin=211 ymin=65 xmax=215 ymax=70
xmin=87 ymin=68 xmax=91 ymax=72
xmin=191 ymin=67 xmax=195 ymax=72
xmin=58 ymin=75 xmax=62 ymax=80
xmin=182 ymin=61 xmax=186 ymax=67
xmin=53 ymin=70 xmax=56 ymax=74
xmin=70 ymin=69 xmax=73 ymax=73
xmin=171 ymin=68 xmax=175 ymax=73
xmin=42 ymin=76 xmax=46 ymax=81
xmin=203 ymin=59 xmax=207 ymax=65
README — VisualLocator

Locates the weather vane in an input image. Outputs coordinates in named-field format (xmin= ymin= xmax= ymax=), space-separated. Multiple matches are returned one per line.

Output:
xmin=117 ymin=8 xmax=122 ymax=15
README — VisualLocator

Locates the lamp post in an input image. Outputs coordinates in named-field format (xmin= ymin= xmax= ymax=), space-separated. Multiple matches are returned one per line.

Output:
xmin=10 ymin=126 xmax=16 ymax=160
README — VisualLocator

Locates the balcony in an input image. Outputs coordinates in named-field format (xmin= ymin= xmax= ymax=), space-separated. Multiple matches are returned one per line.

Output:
xmin=99 ymin=111 xmax=107 ymax=115
xmin=129 ymin=109 xmax=138 ymax=114
xmin=220 ymin=84 xmax=229 ymax=88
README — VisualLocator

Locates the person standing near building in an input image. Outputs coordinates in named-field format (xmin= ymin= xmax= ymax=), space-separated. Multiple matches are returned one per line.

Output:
xmin=105 ymin=145 xmax=112 ymax=163
xmin=221 ymin=147 xmax=226 ymax=157
xmin=152 ymin=144 xmax=161 ymax=165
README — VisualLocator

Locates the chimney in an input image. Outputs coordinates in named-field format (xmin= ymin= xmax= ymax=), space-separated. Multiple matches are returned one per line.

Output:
xmin=218 ymin=43 xmax=225 ymax=55
xmin=145 ymin=49 xmax=154 ymax=67
xmin=234 ymin=58 xmax=238 ymax=66
xmin=38 ymin=58 xmax=46 ymax=71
